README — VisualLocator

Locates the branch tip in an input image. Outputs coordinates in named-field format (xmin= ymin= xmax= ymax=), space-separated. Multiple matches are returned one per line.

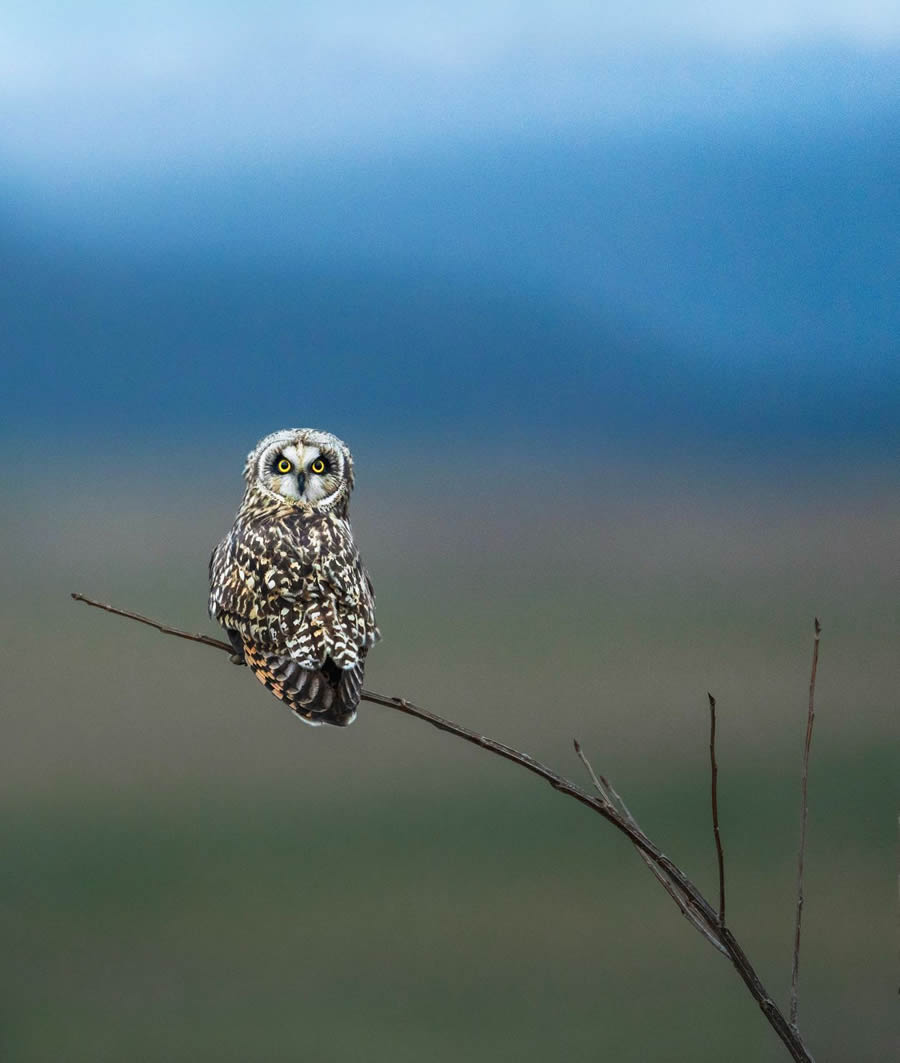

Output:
xmin=708 ymin=692 xmax=726 ymax=926
xmin=789 ymin=618 xmax=822 ymax=1030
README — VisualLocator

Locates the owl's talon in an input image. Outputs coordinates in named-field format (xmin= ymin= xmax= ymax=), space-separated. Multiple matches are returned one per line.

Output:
xmin=223 ymin=628 xmax=246 ymax=664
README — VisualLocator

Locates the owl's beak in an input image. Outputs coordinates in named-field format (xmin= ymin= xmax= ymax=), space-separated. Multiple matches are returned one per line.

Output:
xmin=295 ymin=472 xmax=306 ymax=495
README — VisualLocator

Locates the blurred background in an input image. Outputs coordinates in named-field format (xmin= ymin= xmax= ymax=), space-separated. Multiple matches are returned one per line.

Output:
xmin=1 ymin=3 xmax=897 ymax=1060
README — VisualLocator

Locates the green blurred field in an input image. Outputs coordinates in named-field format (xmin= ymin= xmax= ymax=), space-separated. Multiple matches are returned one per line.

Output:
xmin=1 ymin=457 xmax=896 ymax=1061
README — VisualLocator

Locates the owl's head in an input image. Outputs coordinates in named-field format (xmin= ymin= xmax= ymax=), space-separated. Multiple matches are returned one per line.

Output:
xmin=244 ymin=428 xmax=355 ymax=515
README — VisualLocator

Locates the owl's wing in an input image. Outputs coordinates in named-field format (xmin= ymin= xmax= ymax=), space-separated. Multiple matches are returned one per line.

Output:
xmin=208 ymin=527 xmax=303 ymax=631
xmin=290 ymin=517 xmax=380 ymax=669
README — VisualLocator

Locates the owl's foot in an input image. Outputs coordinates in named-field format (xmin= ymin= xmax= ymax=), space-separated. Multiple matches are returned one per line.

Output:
xmin=225 ymin=628 xmax=246 ymax=665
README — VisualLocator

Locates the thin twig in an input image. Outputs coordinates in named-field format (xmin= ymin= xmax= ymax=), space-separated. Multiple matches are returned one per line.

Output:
xmin=790 ymin=618 xmax=821 ymax=1030
xmin=708 ymin=693 xmax=726 ymax=926
xmin=70 ymin=591 xmax=816 ymax=1063
xmin=70 ymin=593 xmax=234 ymax=653
xmin=573 ymin=738 xmax=612 ymax=806
xmin=575 ymin=740 xmax=728 ymax=956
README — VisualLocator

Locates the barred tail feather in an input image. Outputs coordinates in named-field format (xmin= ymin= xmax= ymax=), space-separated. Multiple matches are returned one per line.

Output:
xmin=242 ymin=639 xmax=363 ymax=727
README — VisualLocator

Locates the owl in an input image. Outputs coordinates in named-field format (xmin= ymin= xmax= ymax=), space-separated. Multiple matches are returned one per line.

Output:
xmin=209 ymin=428 xmax=380 ymax=727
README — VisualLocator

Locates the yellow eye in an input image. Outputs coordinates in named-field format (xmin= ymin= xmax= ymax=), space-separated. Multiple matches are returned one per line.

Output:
xmin=276 ymin=458 xmax=292 ymax=474
xmin=310 ymin=458 xmax=326 ymax=475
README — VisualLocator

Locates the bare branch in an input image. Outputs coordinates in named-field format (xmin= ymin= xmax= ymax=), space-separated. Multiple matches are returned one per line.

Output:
xmin=70 ymin=591 xmax=816 ymax=1063
xmin=790 ymin=618 xmax=821 ymax=1030
xmin=708 ymin=693 xmax=726 ymax=926
xmin=71 ymin=593 xmax=233 ymax=654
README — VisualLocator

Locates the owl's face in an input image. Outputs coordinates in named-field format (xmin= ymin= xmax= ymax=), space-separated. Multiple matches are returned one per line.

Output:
xmin=244 ymin=428 xmax=355 ymax=514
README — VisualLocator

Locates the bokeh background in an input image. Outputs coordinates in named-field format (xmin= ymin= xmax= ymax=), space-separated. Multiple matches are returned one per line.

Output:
xmin=1 ymin=4 xmax=897 ymax=1060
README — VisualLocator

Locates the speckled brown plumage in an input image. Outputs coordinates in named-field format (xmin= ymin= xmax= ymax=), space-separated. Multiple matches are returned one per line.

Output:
xmin=209 ymin=428 xmax=379 ymax=727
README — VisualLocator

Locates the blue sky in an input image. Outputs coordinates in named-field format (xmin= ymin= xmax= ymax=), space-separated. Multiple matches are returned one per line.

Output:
xmin=3 ymin=2 xmax=898 ymax=454
xmin=3 ymin=1 xmax=898 ymax=174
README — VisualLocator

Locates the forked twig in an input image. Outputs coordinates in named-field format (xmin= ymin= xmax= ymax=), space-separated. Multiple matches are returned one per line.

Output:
xmin=708 ymin=693 xmax=726 ymax=925
xmin=574 ymin=740 xmax=728 ymax=956
xmin=790 ymin=618 xmax=821 ymax=1029
xmin=70 ymin=591 xmax=816 ymax=1063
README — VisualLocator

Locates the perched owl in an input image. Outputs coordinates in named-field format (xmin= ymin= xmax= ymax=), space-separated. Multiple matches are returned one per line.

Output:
xmin=209 ymin=428 xmax=380 ymax=727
